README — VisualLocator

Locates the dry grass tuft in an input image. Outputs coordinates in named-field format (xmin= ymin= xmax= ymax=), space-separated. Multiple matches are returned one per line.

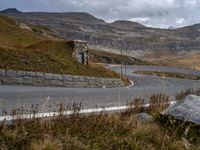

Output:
xmin=145 ymin=52 xmax=200 ymax=71
xmin=176 ymin=89 xmax=200 ymax=101
xmin=134 ymin=71 xmax=200 ymax=80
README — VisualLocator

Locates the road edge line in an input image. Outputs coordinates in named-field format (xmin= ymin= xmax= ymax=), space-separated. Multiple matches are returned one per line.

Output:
xmin=126 ymin=79 xmax=134 ymax=89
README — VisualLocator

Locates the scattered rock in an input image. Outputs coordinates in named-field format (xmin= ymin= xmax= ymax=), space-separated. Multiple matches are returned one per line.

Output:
xmin=6 ymin=70 xmax=18 ymax=77
xmin=135 ymin=113 xmax=153 ymax=123
xmin=163 ymin=95 xmax=200 ymax=125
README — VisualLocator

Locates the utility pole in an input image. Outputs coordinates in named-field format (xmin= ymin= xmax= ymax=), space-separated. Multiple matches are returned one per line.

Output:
xmin=124 ymin=64 xmax=127 ymax=77
xmin=120 ymin=49 xmax=123 ymax=79
xmin=120 ymin=36 xmax=123 ymax=79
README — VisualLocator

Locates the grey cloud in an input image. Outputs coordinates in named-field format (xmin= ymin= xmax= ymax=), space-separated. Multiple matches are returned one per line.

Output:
xmin=0 ymin=0 xmax=200 ymax=28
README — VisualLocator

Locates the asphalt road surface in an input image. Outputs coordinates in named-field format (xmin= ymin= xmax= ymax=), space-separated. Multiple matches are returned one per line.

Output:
xmin=0 ymin=65 xmax=200 ymax=115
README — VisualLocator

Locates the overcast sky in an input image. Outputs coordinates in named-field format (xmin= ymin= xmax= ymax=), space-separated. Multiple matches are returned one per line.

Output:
xmin=0 ymin=0 xmax=200 ymax=28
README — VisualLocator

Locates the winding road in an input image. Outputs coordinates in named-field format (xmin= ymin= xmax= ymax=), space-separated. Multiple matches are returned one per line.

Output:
xmin=0 ymin=65 xmax=200 ymax=115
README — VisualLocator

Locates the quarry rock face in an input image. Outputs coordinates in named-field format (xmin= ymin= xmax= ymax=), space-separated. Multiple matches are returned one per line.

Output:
xmin=1 ymin=9 xmax=200 ymax=57
xmin=163 ymin=95 xmax=200 ymax=125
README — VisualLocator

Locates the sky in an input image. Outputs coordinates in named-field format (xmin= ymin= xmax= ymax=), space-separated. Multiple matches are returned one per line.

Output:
xmin=0 ymin=0 xmax=200 ymax=28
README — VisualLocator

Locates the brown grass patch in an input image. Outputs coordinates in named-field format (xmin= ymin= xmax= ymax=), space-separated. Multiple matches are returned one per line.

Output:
xmin=176 ymin=89 xmax=200 ymax=101
xmin=145 ymin=52 xmax=200 ymax=71
xmin=134 ymin=71 xmax=200 ymax=80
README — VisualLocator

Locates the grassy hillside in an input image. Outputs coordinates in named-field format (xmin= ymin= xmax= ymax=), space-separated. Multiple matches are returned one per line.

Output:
xmin=169 ymin=53 xmax=200 ymax=70
xmin=145 ymin=52 xmax=200 ymax=70
xmin=0 ymin=15 xmax=119 ymax=78
xmin=0 ymin=41 xmax=119 ymax=77
xmin=134 ymin=71 xmax=200 ymax=80
xmin=0 ymin=15 xmax=43 ymax=48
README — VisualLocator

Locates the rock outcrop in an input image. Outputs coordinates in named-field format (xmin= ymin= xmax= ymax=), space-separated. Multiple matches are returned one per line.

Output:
xmin=163 ymin=95 xmax=200 ymax=125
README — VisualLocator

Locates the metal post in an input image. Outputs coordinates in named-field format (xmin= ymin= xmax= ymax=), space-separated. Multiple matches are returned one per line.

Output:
xmin=120 ymin=50 xmax=123 ymax=78
xmin=125 ymin=64 xmax=127 ymax=77
xmin=120 ymin=36 xmax=123 ymax=79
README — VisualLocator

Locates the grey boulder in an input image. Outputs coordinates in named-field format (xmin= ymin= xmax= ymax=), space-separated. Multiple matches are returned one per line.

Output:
xmin=135 ymin=113 xmax=153 ymax=123
xmin=163 ymin=95 xmax=200 ymax=125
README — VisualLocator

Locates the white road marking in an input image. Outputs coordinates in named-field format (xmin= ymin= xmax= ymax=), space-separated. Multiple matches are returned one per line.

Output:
xmin=0 ymin=90 xmax=35 ymax=92
xmin=127 ymin=80 xmax=134 ymax=89
xmin=0 ymin=101 xmax=176 ymax=122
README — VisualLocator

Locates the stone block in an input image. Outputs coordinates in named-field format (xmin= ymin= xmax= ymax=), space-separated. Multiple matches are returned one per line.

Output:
xmin=84 ymin=77 xmax=90 ymax=82
xmin=43 ymin=80 xmax=51 ymax=86
xmin=101 ymin=80 xmax=106 ymax=84
xmin=72 ymin=82 xmax=85 ymax=88
xmin=63 ymin=75 xmax=73 ymax=81
xmin=79 ymin=76 xmax=86 ymax=82
xmin=90 ymin=84 xmax=100 ymax=88
xmin=18 ymin=71 xmax=27 ymax=77
xmin=22 ymin=77 xmax=33 ymax=85
xmin=106 ymin=84 xmax=112 ymax=88
xmin=48 ymin=80 xmax=63 ymax=86
xmin=95 ymin=78 xmax=102 ymax=82
xmin=6 ymin=70 xmax=18 ymax=77
xmin=90 ymin=77 xmax=96 ymax=80
xmin=53 ymin=74 xmax=63 ymax=80
xmin=0 ymin=77 xmax=6 ymax=84
xmin=32 ymin=77 xmax=45 ymax=85
xmin=4 ymin=77 xmax=23 ymax=84
xmin=72 ymin=76 xmax=80 ymax=82
xmin=0 ymin=77 xmax=8 ymax=84
xmin=0 ymin=70 xmax=6 ymax=77
xmin=120 ymin=82 xmax=124 ymax=87
xmin=26 ymin=71 xmax=36 ymax=77
xmin=36 ymin=72 xmax=44 ymax=78
xmin=63 ymin=81 xmax=69 ymax=87
xmin=45 ymin=73 xmax=54 ymax=80
xmin=83 ymin=82 xmax=90 ymax=87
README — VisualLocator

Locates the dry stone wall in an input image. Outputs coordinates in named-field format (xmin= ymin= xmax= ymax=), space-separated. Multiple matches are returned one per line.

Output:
xmin=0 ymin=70 xmax=124 ymax=88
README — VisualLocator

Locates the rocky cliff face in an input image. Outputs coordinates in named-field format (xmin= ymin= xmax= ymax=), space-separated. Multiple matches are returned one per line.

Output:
xmin=1 ymin=8 xmax=200 ymax=58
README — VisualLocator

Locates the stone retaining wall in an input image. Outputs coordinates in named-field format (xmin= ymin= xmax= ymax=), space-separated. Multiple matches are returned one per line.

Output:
xmin=0 ymin=70 xmax=124 ymax=88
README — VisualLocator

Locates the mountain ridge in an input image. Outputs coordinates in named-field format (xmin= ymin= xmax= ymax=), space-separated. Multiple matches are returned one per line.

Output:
xmin=2 ymin=8 xmax=200 ymax=29
xmin=1 ymin=8 xmax=200 ymax=58
xmin=0 ymin=8 xmax=21 ymax=14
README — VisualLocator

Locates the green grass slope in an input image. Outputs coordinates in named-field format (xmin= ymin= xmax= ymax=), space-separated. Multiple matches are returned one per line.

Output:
xmin=0 ymin=15 xmax=119 ymax=78
xmin=0 ymin=15 xmax=43 ymax=48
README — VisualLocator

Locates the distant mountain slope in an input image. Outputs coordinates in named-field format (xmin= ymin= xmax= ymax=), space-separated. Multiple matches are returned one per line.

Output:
xmin=0 ymin=8 xmax=21 ymax=14
xmin=110 ymin=20 xmax=145 ymax=29
xmin=0 ymin=15 xmax=43 ymax=48
xmin=1 ymin=8 xmax=200 ymax=59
